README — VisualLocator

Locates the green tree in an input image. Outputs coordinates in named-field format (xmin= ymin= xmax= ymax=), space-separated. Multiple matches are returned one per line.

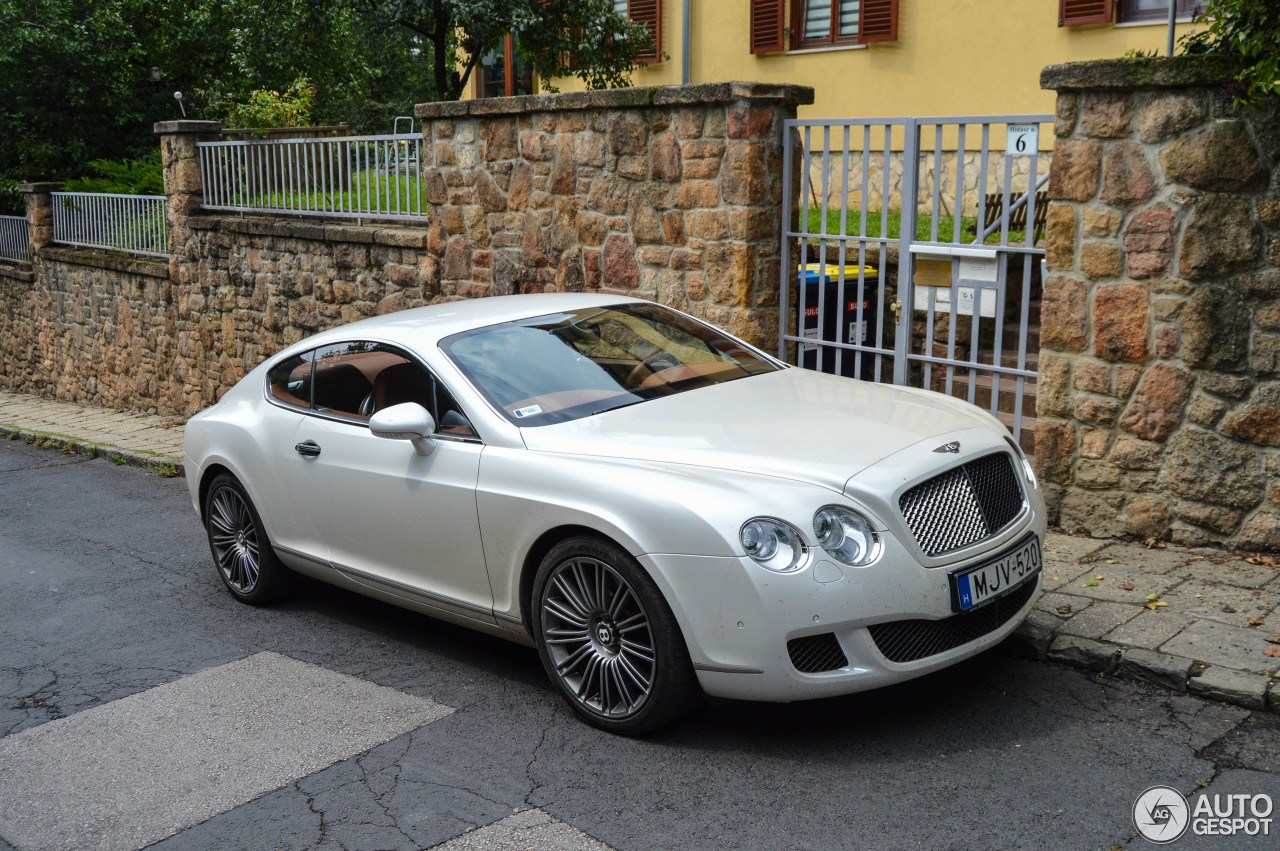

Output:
xmin=1182 ymin=0 xmax=1280 ymax=105
xmin=367 ymin=0 xmax=657 ymax=100
xmin=0 ymin=0 xmax=655 ymax=211
xmin=0 ymin=0 xmax=434 ymax=196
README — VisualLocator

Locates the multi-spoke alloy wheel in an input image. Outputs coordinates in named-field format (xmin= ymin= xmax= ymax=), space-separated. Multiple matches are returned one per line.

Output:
xmin=541 ymin=557 xmax=656 ymax=718
xmin=204 ymin=473 xmax=287 ymax=604
xmin=209 ymin=486 xmax=262 ymax=593
xmin=533 ymin=537 xmax=698 ymax=734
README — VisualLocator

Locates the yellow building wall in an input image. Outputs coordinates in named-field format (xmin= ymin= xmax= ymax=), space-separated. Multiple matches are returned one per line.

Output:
xmin=548 ymin=1 xmax=1197 ymax=124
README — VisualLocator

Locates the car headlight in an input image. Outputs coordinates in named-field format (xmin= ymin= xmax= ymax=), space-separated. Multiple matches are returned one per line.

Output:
xmin=1005 ymin=437 xmax=1038 ymax=490
xmin=739 ymin=518 xmax=807 ymax=573
xmin=812 ymin=505 xmax=881 ymax=566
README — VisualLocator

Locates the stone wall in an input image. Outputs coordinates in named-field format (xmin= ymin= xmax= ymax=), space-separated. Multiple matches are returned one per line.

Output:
xmin=1037 ymin=57 xmax=1280 ymax=549
xmin=0 ymin=82 xmax=812 ymax=416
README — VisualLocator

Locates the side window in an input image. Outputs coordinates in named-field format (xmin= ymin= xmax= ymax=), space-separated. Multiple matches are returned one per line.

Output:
xmin=268 ymin=351 xmax=315 ymax=409
xmin=433 ymin=382 xmax=478 ymax=438
xmin=312 ymin=342 xmax=406 ymax=420
xmin=308 ymin=340 xmax=479 ymax=438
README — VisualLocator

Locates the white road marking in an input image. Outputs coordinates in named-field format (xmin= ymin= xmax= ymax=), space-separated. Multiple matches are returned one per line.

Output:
xmin=429 ymin=809 xmax=616 ymax=851
xmin=0 ymin=651 xmax=452 ymax=851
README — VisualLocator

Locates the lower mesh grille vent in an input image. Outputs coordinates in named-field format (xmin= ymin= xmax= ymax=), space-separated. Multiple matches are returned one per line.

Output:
xmin=787 ymin=633 xmax=848 ymax=673
xmin=867 ymin=579 xmax=1038 ymax=663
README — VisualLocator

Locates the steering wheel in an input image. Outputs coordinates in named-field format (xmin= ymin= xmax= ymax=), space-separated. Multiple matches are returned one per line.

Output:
xmin=625 ymin=350 xmax=679 ymax=388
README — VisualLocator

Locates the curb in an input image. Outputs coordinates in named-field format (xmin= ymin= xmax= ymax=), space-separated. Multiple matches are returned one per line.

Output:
xmin=0 ymin=425 xmax=184 ymax=477
xmin=1009 ymin=619 xmax=1280 ymax=715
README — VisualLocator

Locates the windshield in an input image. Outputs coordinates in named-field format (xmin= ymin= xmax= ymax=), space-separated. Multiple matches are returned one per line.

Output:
xmin=441 ymin=303 xmax=779 ymax=426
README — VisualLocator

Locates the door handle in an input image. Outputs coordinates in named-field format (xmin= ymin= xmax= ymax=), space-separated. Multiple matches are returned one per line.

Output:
xmin=294 ymin=441 xmax=322 ymax=457
xmin=891 ymin=299 xmax=903 ymax=325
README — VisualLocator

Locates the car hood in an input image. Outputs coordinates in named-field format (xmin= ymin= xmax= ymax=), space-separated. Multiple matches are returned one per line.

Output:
xmin=518 ymin=368 xmax=996 ymax=493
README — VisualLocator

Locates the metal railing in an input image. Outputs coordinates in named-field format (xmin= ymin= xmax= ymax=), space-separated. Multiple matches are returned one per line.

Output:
xmin=197 ymin=133 xmax=428 ymax=221
xmin=780 ymin=114 xmax=1052 ymax=451
xmin=51 ymin=193 xmax=168 ymax=257
xmin=0 ymin=215 xmax=29 ymax=262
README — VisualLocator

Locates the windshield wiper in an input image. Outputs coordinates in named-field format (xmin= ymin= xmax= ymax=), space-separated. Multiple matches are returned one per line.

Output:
xmin=587 ymin=398 xmax=647 ymax=416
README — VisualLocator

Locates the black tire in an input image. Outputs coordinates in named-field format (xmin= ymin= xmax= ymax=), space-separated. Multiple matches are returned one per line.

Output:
xmin=532 ymin=536 xmax=700 ymax=734
xmin=204 ymin=473 xmax=289 ymax=605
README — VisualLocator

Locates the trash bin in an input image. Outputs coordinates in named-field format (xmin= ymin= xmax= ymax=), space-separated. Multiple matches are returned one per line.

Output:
xmin=795 ymin=263 xmax=879 ymax=380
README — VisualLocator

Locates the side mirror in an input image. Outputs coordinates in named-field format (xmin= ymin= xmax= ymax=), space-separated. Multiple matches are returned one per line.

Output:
xmin=368 ymin=403 xmax=436 ymax=456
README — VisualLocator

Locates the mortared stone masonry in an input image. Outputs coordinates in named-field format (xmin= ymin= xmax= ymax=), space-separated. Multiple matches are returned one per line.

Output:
xmin=1039 ymin=57 xmax=1280 ymax=550
xmin=0 ymin=83 xmax=813 ymax=417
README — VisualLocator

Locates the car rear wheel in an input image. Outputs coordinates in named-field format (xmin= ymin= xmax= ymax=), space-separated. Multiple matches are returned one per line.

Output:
xmin=204 ymin=473 xmax=288 ymax=604
xmin=532 ymin=536 xmax=699 ymax=734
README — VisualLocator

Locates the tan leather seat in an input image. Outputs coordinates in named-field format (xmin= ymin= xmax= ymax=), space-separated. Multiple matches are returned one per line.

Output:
xmin=372 ymin=362 xmax=433 ymax=412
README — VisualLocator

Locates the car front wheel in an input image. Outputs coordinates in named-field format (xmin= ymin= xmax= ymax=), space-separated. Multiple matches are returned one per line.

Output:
xmin=204 ymin=473 xmax=288 ymax=604
xmin=532 ymin=536 xmax=699 ymax=734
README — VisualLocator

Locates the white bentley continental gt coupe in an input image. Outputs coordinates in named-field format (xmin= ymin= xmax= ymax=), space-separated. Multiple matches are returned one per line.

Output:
xmin=184 ymin=293 xmax=1046 ymax=733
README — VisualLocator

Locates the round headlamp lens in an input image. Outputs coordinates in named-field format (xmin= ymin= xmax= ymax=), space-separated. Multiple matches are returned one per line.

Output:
xmin=813 ymin=506 xmax=880 ymax=566
xmin=739 ymin=519 xmax=805 ymax=573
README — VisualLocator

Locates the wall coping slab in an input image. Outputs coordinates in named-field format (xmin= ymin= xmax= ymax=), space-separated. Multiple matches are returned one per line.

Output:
xmin=415 ymin=81 xmax=815 ymax=120
xmin=39 ymin=247 xmax=170 ymax=279
xmin=1041 ymin=56 xmax=1243 ymax=92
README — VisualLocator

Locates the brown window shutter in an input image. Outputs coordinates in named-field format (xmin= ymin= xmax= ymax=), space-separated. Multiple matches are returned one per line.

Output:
xmin=630 ymin=0 xmax=662 ymax=62
xmin=858 ymin=0 xmax=898 ymax=44
xmin=750 ymin=0 xmax=786 ymax=54
xmin=1059 ymin=0 xmax=1114 ymax=26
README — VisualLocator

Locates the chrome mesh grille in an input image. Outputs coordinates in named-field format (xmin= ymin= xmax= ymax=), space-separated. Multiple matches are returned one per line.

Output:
xmin=867 ymin=578 xmax=1038 ymax=663
xmin=899 ymin=453 xmax=1025 ymax=557
xmin=787 ymin=633 xmax=848 ymax=673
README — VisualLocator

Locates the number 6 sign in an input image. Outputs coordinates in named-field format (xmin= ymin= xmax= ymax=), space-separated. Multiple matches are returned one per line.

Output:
xmin=1006 ymin=124 xmax=1039 ymax=156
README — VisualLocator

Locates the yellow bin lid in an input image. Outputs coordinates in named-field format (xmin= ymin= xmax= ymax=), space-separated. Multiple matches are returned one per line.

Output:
xmin=800 ymin=263 xmax=878 ymax=278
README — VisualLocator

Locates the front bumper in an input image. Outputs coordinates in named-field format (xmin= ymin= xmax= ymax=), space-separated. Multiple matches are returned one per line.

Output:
xmin=640 ymin=506 xmax=1046 ymax=703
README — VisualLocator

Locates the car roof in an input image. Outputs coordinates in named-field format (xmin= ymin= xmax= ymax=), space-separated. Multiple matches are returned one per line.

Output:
xmin=290 ymin=292 xmax=646 ymax=353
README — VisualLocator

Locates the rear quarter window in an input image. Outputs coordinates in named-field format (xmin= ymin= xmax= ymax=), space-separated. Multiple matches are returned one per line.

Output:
xmin=267 ymin=353 xmax=314 ymax=409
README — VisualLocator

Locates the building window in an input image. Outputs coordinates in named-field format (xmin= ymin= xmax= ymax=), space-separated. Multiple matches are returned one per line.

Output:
xmin=612 ymin=0 xmax=662 ymax=63
xmin=1060 ymin=0 xmax=1202 ymax=27
xmin=765 ymin=0 xmax=895 ymax=52
xmin=793 ymin=0 xmax=861 ymax=48
xmin=475 ymin=35 xmax=535 ymax=99
xmin=1119 ymin=0 xmax=1201 ymax=23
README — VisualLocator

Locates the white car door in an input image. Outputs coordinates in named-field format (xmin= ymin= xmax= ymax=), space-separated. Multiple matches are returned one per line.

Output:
xmin=288 ymin=342 xmax=494 ymax=623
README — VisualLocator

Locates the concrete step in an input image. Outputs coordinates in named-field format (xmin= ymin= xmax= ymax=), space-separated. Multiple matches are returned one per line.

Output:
xmin=932 ymin=372 xmax=1037 ymax=416
xmin=998 ymin=411 xmax=1037 ymax=458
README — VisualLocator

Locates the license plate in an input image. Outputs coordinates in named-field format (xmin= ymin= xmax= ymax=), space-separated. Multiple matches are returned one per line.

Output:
xmin=949 ymin=534 xmax=1041 ymax=612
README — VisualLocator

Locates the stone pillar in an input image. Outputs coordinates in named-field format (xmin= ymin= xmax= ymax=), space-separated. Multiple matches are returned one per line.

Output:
xmin=19 ymin=182 xmax=63 ymax=257
xmin=1038 ymin=56 xmax=1280 ymax=549
xmin=154 ymin=120 xmax=221 ymax=277
xmin=413 ymin=82 xmax=814 ymax=350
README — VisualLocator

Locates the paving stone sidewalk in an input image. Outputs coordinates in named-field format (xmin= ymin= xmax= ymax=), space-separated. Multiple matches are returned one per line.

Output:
xmin=0 ymin=390 xmax=184 ymax=470
xmin=1015 ymin=533 xmax=1280 ymax=715
xmin=2 ymin=390 xmax=1278 ymax=714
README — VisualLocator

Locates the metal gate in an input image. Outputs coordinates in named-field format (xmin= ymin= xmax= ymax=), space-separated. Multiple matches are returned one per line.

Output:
xmin=778 ymin=114 xmax=1052 ymax=452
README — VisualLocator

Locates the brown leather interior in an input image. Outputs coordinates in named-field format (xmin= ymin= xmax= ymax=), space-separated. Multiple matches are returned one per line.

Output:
xmin=312 ymin=363 xmax=372 ymax=415
xmin=638 ymin=359 xmax=738 ymax=388
xmin=373 ymin=362 xmax=433 ymax=411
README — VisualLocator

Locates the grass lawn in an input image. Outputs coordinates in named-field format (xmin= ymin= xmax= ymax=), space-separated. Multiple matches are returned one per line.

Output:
xmin=226 ymin=170 xmax=427 ymax=215
xmin=803 ymin=208 xmax=1031 ymax=245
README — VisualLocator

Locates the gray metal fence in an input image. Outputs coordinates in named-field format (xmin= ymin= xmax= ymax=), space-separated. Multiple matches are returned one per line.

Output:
xmin=0 ymin=215 xmax=29 ymax=262
xmin=197 ymin=133 xmax=427 ymax=221
xmin=51 ymin=193 xmax=168 ymax=257
xmin=780 ymin=114 xmax=1052 ymax=452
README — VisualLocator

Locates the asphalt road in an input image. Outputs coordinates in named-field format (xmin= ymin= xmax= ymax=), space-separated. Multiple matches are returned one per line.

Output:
xmin=1 ymin=439 xmax=1278 ymax=851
